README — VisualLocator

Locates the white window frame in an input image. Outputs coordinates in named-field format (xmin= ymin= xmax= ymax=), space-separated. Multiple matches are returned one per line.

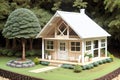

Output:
xmin=45 ymin=40 xmax=54 ymax=50
xmin=85 ymin=41 xmax=92 ymax=51
xmin=70 ymin=41 xmax=81 ymax=52
xmin=101 ymin=39 xmax=105 ymax=48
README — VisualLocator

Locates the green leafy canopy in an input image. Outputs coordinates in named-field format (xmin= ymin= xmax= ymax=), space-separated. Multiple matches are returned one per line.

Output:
xmin=2 ymin=8 xmax=41 ymax=39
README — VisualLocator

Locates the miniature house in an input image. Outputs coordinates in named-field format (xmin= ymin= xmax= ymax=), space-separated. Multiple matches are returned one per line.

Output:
xmin=37 ymin=9 xmax=111 ymax=64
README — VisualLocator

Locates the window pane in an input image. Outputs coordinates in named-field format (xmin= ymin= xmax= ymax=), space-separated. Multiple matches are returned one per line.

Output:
xmin=71 ymin=47 xmax=75 ymax=51
xmin=94 ymin=50 xmax=98 ymax=57
xmin=86 ymin=46 xmax=91 ymax=50
xmin=101 ymin=44 xmax=105 ymax=47
xmin=76 ymin=42 xmax=80 ymax=46
xmin=94 ymin=40 xmax=98 ymax=48
xmin=101 ymin=39 xmax=105 ymax=42
xmin=71 ymin=42 xmax=75 ymax=46
xmin=86 ymin=41 xmax=91 ymax=45
xmin=76 ymin=47 xmax=80 ymax=51
xmin=46 ymin=41 xmax=54 ymax=50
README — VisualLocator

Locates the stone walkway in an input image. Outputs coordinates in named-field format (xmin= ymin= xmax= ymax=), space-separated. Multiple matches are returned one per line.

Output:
xmin=0 ymin=76 xmax=9 ymax=80
xmin=29 ymin=66 xmax=58 ymax=73
xmin=112 ymin=74 xmax=120 ymax=80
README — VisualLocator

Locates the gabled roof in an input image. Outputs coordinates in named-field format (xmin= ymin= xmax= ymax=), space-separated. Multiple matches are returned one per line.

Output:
xmin=37 ymin=9 xmax=111 ymax=39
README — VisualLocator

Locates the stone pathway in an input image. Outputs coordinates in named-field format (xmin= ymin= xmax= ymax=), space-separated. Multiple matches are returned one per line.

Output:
xmin=112 ymin=74 xmax=120 ymax=80
xmin=29 ymin=66 xmax=58 ymax=73
xmin=0 ymin=76 xmax=9 ymax=80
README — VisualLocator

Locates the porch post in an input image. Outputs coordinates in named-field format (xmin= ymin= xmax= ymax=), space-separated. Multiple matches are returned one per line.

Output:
xmin=81 ymin=40 xmax=85 ymax=64
xmin=98 ymin=39 xmax=101 ymax=57
xmin=42 ymin=38 xmax=45 ymax=59
xmin=105 ymin=38 xmax=107 ymax=57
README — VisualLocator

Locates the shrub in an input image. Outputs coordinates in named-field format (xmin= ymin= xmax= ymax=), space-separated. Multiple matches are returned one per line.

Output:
xmin=0 ymin=48 xmax=3 ymax=55
xmin=7 ymin=51 xmax=13 ymax=56
xmin=33 ymin=57 xmax=40 ymax=65
xmin=82 ymin=65 xmax=89 ymax=70
xmin=2 ymin=49 xmax=9 ymax=55
xmin=102 ymin=59 xmax=107 ymax=63
xmin=88 ymin=64 xmax=94 ymax=69
xmin=106 ymin=58 xmax=113 ymax=63
xmin=98 ymin=60 xmax=103 ymax=64
xmin=34 ymin=50 xmax=42 ymax=56
xmin=93 ymin=62 xmax=99 ymax=67
xmin=61 ymin=64 xmax=74 ymax=69
xmin=74 ymin=65 xmax=82 ymax=73
xmin=15 ymin=51 xmax=22 ymax=57
xmin=40 ymin=61 xmax=50 ymax=66
xmin=26 ymin=50 xmax=35 ymax=57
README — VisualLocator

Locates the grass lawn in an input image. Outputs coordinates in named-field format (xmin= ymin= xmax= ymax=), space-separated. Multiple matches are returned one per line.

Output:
xmin=0 ymin=56 xmax=120 ymax=80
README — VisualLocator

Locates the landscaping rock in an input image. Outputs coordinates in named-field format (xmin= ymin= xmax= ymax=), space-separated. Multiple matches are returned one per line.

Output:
xmin=6 ymin=59 xmax=35 ymax=68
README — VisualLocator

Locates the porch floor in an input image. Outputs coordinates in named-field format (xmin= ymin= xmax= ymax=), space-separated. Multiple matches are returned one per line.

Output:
xmin=40 ymin=57 xmax=110 ymax=66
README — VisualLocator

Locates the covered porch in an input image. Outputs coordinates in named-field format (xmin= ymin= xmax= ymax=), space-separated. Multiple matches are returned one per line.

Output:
xmin=40 ymin=57 xmax=109 ymax=66
xmin=41 ymin=37 xmax=108 ymax=64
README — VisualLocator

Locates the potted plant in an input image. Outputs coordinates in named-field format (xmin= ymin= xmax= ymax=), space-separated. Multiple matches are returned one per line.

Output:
xmin=47 ymin=51 xmax=51 ymax=60
xmin=88 ymin=54 xmax=93 ymax=61
xmin=45 ymin=50 xmax=48 ymax=59
xmin=84 ymin=54 xmax=89 ymax=62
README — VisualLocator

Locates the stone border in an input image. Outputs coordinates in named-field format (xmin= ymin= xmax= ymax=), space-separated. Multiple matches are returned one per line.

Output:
xmin=6 ymin=59 xmax=35 ymax=68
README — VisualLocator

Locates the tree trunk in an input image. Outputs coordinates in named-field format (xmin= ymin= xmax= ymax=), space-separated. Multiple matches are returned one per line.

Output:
xmin=22 ymin=38 xmax=26 ymax=60
xmin=12 ymin=39 xmax=16 ymax=49
xmin=29 ymin=38 xmax=33 ymax=50
xmin=5 ymin=38 xmax=9 ymax=48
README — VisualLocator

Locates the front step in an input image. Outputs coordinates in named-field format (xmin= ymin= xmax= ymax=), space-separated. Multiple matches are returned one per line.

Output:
xmin=49 ymin=63 xmax=62 ymax=67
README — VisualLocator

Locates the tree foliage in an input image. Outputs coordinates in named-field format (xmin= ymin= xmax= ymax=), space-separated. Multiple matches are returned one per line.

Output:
xmin=2 ymin=8 xmax=41 ymax=39
xmin=0 ymin=0 xmax=120 ymax=48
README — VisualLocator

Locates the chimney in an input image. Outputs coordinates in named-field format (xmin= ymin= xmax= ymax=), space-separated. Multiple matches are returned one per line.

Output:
xmin=80 ymin=9 xmax=85 ymax=14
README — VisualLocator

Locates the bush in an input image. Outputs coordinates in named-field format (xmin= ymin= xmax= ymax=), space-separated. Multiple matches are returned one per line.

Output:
xmin=2 ymin=49 xmax=9 ymax=55
xmin=26 ymin=50 xmax=35 ymax=57
xmin=34 ymin=50 xmax=42 ymax=56
xmin=15 ymin=52 xmax=22 ymax=57
xmin=82 ymin=65 xmax=87 ymax=70
xmin=7 ymin=51 xmax=13 ymax=56
xmin=93 ymin=62 xmax=99 ymax=67
xmin=82 ymin=65 xmax=90 ymax=70
xmin=88 ymin=64 xmax=94 ymax=69
xmin=102 ymin=59 xmax=107 ymax=63
xmin=106 ymin=58 xmax=113 ymax=63
xmin=0 ymin=48 xmax=3 ymax=55
xmin=33 ymin=57 xmax=40 ymax=65
xmin=40 ymin=61 xmax=50 ymax=66
xmin=74 ymin=65 xmax=82 ymax=73
xmin=61 ymin=64 xmax=74 ymax=69
xmin=98 ymin=60 xmax=103 ymax=64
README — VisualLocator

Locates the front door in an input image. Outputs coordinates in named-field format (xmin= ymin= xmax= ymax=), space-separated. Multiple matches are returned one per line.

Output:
xmin=93 ymin=40 xmax=99 ymax=58
xmin=58 ymin=41 xmax=68 ymax=60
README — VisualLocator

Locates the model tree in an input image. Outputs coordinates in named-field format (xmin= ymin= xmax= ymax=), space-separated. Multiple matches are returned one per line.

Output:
xmin=2 ymin=8 xmax=41 ymax=60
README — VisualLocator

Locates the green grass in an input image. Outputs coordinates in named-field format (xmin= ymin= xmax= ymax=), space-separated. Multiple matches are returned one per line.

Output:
xmin=0 ymin=56 xmax=120 ymax=80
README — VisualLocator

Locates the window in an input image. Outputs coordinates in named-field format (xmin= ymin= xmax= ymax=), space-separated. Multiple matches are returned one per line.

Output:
xmin=86 ymin=41 xmax=91 ymax=51
xmin=71 ymin=42 xmax=80 ymax=51
xmin=101 ymin=39 xmax=105 ymax=47
xmin=57 ymin=22 xmax=68 ymax=36
xmin=46 ymin=41 xmax=54 ymax=50
xmin=60 ymin=42 xmax=65 ymax=51
xmin=94 ymin=40 xmax=98 ymax=48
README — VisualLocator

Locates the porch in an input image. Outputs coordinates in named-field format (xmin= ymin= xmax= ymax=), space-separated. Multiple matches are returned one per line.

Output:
xmin=40 ymin=57 xmax=109 ymax=66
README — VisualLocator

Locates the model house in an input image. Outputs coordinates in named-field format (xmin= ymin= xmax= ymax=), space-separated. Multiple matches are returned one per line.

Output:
xmin=37 ymin=9 xmax=111 ymax=64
